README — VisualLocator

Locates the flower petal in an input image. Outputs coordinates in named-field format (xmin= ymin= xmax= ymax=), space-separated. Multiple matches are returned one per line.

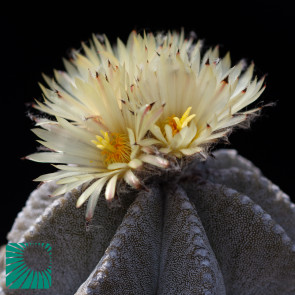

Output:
xmin=124 ymin=170 xmax=141 ymax=189
xmin=105 ymin=174 xmax=119 ymax=201
xmin=140 ymin=154 xmax=169 ymax=168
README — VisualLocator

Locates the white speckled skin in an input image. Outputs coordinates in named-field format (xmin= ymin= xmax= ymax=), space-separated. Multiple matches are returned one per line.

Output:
xmin=0 ymin=149 xmax=294 ymax=294
xmin=76 ymin=186 xmax=163 ymax=294
xmin=157 ymin=186 xmax=226 ymax=295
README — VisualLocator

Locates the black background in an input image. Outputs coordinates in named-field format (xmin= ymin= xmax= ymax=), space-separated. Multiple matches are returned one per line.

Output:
xmin=1 ymin=2 xmax=294 ymax=245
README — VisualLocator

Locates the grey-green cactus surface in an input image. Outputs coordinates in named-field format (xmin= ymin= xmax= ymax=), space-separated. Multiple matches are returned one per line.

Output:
xmin=0 ymin=149 xmax=294 ymax=294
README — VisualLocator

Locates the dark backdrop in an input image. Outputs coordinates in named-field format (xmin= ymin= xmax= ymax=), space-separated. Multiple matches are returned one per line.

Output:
xmin=1 ymin=2 xmax=294 ymax=244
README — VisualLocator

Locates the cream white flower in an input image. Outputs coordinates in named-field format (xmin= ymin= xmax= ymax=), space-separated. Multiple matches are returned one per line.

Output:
xmin=122 ymin=31 xmax=265 ymax=157
xmin=27 ymin=35 xmax=168 ymax=220
xmin=28 ymin=30 xmax=265 ymax=220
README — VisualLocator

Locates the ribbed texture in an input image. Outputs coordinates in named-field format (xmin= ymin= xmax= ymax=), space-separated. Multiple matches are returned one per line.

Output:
xmin=0 ymin=149 xmax=294 ymax=294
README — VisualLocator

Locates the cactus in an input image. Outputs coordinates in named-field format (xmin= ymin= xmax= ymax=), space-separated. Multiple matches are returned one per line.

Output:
xmin=1 ymin=149 xmax=294 ymax=294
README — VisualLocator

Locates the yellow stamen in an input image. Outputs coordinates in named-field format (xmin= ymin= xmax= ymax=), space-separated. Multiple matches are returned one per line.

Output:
xmin=92 ymin=131 xmax=131 ymax=165
xmin=166 ymin=107 xmax=196 ymax=136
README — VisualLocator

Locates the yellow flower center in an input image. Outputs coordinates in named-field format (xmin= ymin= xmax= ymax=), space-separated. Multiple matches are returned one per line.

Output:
xmin=92 ymin=131 xmax=131 ymax=165
xmin=166 ymin=107 xmax=196 ymax=136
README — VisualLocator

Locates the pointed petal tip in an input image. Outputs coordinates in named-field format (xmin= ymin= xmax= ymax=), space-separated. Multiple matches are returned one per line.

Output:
xmin=76 ymin=200 xmax=83 ymax=208
xmin=105 ymin=174 xmax=118 ymax=201
xmin=141 ymin=154 xmax=170 ymax=168
xmin=124 ymin=170 xmax=142 ymax=190
xmin=85 ymin=216 xmax=93 ymax=230
xmin=48 ymin=194 xmax=58 ymax=198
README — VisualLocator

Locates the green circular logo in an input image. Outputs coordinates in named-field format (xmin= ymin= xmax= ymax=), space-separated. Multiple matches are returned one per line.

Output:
xmin=6 ymin=243 xmax=52 ymax=289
